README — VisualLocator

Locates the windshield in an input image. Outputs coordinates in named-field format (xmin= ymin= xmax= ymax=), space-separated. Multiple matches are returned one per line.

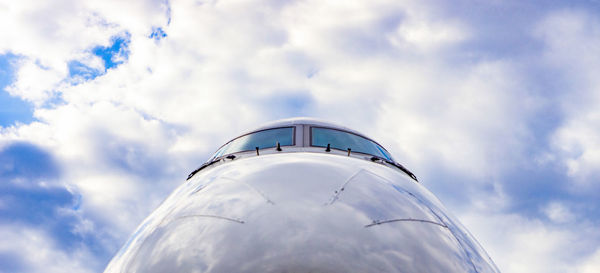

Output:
xmin=212 ymin=127 xmax=294 ymax=158
xmin=311 ymin=127 xmax=392 ymax=160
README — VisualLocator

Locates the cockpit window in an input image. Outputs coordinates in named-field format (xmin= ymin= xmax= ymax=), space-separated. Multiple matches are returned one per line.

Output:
xmin=311 ymin=127 xmax=392 ymax=160
xmin=212 ymin=127 xmax=294 ymax=158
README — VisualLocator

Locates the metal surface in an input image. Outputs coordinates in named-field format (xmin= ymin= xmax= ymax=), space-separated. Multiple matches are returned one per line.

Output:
xmin=104 ymin=119 xmax=500 ymax=273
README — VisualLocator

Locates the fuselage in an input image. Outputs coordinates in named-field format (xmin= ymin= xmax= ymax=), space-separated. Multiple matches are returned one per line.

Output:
xmin=104 ymin=118 xmax=500 ymax=273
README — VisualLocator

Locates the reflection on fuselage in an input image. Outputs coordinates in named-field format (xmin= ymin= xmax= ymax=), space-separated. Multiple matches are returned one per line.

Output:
xmin=103 ymin=119 xmax=500 ymax=273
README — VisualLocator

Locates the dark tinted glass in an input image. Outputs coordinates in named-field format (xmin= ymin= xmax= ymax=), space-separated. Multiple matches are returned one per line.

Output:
xmin=213 ymin=127 xmax=294 ymax=158
xmin=311 ymin=127 xmax=392 ymax=160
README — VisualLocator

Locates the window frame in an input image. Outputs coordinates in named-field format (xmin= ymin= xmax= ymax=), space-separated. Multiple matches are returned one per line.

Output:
xmin=309 ymin=126 xmax=392 ymax=160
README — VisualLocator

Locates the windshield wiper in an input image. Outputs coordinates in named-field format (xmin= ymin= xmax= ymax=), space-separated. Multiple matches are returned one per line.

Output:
xmin=187 ymin=159 xmax=221 ymax=180
xmin=383 ymin=159 xmax=418 ymax=182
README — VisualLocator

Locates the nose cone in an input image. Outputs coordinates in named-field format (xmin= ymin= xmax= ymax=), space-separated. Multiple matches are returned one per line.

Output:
xmin=105 ymin=153 xmax=494 ymax=273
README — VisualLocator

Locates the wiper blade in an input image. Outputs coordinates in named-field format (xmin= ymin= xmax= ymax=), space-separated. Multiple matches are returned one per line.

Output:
xmin=186 ymin=159 xmax=221 ymax=180
xmin=384 ymin=159 xmax=418 ymax=182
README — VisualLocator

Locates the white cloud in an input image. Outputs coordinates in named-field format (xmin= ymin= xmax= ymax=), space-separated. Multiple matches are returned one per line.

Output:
xmin=388 ymin=18 xmax=469 ymax=52
xmin=551 ymin=114 xmax=600 ymax=187
xmin=0 ymin=0 xmax=166 ymax=105
xmin=578 ymin=249 xmax=600 ymax=273
xmin=460 ymin=209 xmax=600 ymax=273
xmin=0 ymin=224 xmax=98 ymax=273
xmin=542 ymin=201 xmax=575 ymax=223
xmin=536 ymin=10 xmax=600 ymax=189
xmin=381 ymin=61 xmax=535 ymax=178
xmin=6 ymin=58 xmax=65 ymax=105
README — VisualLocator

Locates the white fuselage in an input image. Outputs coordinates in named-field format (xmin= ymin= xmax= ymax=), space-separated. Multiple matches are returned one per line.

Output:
xmin=103 ymin=118 xmax=500 ymax=273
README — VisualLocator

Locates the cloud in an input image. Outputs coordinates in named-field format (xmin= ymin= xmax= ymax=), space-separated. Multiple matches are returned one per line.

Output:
xmin=460 ymin=209 xmax=600 ymax=273
xmin=0 ymin=224 xmax=99 ymax=273
xmin=388 ymin=16 xmax=469 ymax=52
xmin=534 ymin=10 xmax=600 ymax=191
xmin=0 ymin=0 xmax=167 ymax=105
xmin=579 ymin=249 xmax=600 ymax=273
xmin=542 ymin=201 xmax=575 ymax=224
xmin=0 ymin=142 xmax=110 ymax=272
xmin=0 ymin=142 xmax=60 ymax=185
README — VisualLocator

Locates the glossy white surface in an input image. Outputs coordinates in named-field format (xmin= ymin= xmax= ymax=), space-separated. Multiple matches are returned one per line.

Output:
xmin=104 ymin=152 xmax=500 ymax=273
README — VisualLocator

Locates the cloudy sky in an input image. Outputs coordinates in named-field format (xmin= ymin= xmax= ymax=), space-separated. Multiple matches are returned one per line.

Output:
xmin=1 ymin=0 xmax=600 ymax=272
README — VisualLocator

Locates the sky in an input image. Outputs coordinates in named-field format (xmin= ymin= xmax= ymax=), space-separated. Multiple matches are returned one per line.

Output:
xmin=0 ymin=0 xmax=599 ymax=272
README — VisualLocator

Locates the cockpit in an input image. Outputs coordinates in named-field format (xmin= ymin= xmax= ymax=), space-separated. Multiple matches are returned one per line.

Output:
xmin=189 ymin=118 xmax=417 ymax=182
xmin=211 ymin=126 xmax=393 ymax=161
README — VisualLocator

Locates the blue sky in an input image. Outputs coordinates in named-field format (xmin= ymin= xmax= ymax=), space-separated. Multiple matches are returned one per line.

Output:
xmin=1 ymin=1 xmax=600 ymax=272
xmin=0 ymin=54 xmax=33 ymax=126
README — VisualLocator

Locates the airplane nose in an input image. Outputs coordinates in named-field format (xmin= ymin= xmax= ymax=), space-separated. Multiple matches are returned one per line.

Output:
xmin=111 ymin=154 xmax=478 ymax=273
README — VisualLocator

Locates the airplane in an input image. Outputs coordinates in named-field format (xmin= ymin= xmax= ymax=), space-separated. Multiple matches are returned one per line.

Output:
xmin=104 ymin=117 xmax=500 ymax=273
